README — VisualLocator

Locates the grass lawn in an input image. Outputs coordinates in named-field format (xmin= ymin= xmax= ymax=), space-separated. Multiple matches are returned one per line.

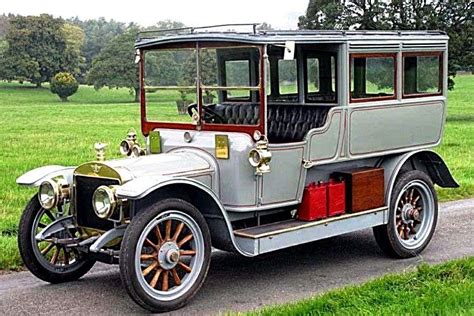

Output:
xmin=247 ymin=257 xmax=474 ymax=315
xmin=0 ymin=75 xmax=472 ymax=270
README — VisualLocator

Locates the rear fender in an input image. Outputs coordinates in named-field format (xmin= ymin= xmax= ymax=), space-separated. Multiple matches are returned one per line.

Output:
xmin=16 ymin=165 xmax=74 ymax=187
xmin=379 ymin=150 xmax=459 ymax=205
xmin=116 ymin=177 xmax=254 ymax=257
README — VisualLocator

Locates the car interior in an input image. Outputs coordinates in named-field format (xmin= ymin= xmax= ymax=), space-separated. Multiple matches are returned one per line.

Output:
xmin=203 ymin=44 xmax=338 ymax=143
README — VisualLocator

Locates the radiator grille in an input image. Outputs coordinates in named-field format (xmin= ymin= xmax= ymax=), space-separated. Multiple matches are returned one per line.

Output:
xmin=74 ymin=175 xmax=119 ymax=231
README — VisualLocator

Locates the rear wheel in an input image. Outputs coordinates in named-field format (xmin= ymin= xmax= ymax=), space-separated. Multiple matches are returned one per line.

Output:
xmin=18 ymin=194 xmax=95 ymax=283
xmin=119 ymin=198 xmax=211 ymax=312
xmin=374 ymin=170 xmax=438 ymax=258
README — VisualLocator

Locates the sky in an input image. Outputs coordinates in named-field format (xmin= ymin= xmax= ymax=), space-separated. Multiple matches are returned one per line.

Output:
xmin=1 ymin=0 xmax=308 ymax=30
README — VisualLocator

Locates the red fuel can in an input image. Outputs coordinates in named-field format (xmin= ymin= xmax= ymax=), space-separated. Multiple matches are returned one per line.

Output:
xmin=298 ymin=182 xmax=327 ymax=221
xmin=327 ymin=179 xmax=346 ymax=217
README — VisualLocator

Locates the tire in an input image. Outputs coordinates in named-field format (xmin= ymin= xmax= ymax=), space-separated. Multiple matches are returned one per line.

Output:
xmin=18 ymin=194 xmax=95 ymax=283
xmin=120 ymin=198 xmax=211 ymax=313
xmin=374 ymin=170 xmax=438 ymax=258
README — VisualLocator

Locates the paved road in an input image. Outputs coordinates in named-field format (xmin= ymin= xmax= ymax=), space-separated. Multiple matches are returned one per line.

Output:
xmin=0 ymin=199 xmax=473 ymax=315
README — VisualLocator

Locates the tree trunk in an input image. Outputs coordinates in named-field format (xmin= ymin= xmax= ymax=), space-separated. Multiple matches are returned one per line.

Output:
xmin=60 ymin=96 xmax=68 ymax=102
xmin=134 ymin=88 xmax=140 ymax=102
xmin=36 ymin=82 xmax=42 ymax=88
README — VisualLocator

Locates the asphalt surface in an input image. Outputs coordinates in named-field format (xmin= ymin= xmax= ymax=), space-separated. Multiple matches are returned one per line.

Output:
xmin=0 ymin=199 xmax=473 ymax=315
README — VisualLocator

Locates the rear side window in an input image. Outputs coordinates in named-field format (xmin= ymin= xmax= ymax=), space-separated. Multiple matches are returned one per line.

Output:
xmin=403 ymin=53 xmax=442 ymax=97
xmin=350 ymin=54 xmax=396 ymax=102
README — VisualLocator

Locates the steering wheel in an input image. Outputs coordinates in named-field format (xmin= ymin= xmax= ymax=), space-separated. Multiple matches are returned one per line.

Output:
xmin=187 ymin=103 xmax=225 ymax=124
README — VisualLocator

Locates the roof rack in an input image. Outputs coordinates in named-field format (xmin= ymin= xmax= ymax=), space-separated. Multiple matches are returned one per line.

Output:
xmin=137 ymin=23 xmax=261 ymax=40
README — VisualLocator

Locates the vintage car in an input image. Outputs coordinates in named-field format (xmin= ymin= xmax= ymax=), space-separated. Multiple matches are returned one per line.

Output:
xmin=17 ymin=24 xmax=458 ymax=312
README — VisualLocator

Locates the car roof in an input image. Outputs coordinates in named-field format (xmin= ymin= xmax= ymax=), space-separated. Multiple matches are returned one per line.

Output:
xmin=135 ymin=24 xmax=448 ymax=49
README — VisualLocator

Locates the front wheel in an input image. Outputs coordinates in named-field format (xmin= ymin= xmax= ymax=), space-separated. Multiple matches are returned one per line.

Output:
xmin=373 ymin=170 xmax=438 ymax=258
xmin=18 ymin=194 xmax=95 ymax=283
xmin=119 ymin=198 xmax=211 ymax=313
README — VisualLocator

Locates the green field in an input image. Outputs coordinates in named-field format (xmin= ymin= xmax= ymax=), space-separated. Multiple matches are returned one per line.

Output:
xmin=247 ymin=257 xmax=474 ymax=315
xmin=0 ymin=75 xmax=473 ymax=270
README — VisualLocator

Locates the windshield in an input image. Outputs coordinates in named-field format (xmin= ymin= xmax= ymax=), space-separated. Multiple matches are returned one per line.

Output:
xmin=143 ymin=45 xmax=262 ymax=128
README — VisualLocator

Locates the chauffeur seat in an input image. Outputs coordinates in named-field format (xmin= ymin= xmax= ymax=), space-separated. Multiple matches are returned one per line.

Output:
xmin=208 ymin=103 xmax=330 ymax=143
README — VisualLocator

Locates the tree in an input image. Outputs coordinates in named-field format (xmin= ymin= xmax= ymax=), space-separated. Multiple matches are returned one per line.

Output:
xmin=61 ymin=23 xmax=86 ymax=77
xmin=69 ymin=17 xmax=128 ymax=80
xmin=50 ymin=72 xmax=79 ymax=101
xmin=0 ymin=14 xmax=78 ymax=87
xmin=0 ymin=14 xmax=9 ymax=38
xmin=87 ymin=28 xmax=140 ymax=101
xmin=299 ymin=0 xmax=474 ymax=87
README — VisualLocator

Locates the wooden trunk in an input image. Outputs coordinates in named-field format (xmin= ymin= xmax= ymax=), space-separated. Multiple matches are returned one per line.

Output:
xmin=332 ymin=167 xmax=385 ymax=213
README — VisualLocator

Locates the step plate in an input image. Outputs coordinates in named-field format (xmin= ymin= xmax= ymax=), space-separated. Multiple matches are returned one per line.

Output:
xmin=234 ymin=207 xmax=388 ymax=256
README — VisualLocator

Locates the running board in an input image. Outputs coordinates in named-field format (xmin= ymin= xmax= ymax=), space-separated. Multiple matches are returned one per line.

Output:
xmin=233 ymin=206 xmax=388 ymax=256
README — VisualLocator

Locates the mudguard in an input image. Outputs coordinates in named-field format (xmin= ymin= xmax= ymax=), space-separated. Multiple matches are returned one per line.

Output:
xmin=116 ymin=176 xmax=255 ymax=257
xmin=16 ymin=165 xmax=75 ymax=186
xmin=379 ymin=150 xmax=459 ymax=205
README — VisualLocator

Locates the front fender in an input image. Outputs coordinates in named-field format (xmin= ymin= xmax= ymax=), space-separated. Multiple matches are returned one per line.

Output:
xmin=116 ymin=176 xmax=254 ymax=257
xmin=379 ymin=149 xmax=459 ymax=205
xmin=16 ymin=165 xmax=74 ymax=187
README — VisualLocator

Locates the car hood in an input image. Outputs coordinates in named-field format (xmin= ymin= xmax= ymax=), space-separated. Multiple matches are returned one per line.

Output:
xmin=74 ymin=151 xmax=213 ymax=183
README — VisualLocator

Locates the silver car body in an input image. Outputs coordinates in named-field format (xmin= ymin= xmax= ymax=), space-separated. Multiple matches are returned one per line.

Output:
xmin=18 ymin=30 xmax=457 ymax=257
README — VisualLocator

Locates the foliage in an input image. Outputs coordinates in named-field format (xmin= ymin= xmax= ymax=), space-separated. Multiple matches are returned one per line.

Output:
xmin=50 ymin=72 xmax=79 ymax=101
xmin=145 ymin=51 xmax=181 ymax=86
xmin=144 ymin=20 xmax=186 ymax=33
xmin=61 ymin=23 xmax=86 ymax=77
xmin=0 ymin=14 xmax=9 ymax=38
xmin=68 ymin=17 xmax=129 ymax=81
xmin=86 ymin=28 xmax=140 ymax=101
xmin=299 ymin=0 xmax=474 ymax=88
xmin=249 ymin=257 xmax=474 ymax=315
xmin=0 ymin=14 xmax=79 ymax=87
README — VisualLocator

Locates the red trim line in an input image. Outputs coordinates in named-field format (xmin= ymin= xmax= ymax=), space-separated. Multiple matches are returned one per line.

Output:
xmin=349 ymin=53 xmax=398 ymax=103
xmin=401 ymin=51 xmax=443 ymax=99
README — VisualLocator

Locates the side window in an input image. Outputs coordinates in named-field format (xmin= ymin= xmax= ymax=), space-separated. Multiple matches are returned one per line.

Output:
xmin=350 ymin=54 xmax=396 ymax=102
xmin=278 ymin=59 xmax=297 ymax=95
xmin=403 ymin=53 xmax=442 ymax=97
xmin=225 ymin=60 xmax=250 ymax=100
xmin=307 ymin=58 xmax=320 ymax=93
xmin=305 ymin=54 xmax=337 ymax=103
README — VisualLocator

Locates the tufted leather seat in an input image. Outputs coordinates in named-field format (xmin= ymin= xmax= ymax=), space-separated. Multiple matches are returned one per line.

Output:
xmin=208 ymin=103 xmax=329 ymax=143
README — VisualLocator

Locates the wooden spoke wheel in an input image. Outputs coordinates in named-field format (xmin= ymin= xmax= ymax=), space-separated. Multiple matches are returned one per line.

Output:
xmin=138 ymin=216 xmax=199 ymax=293
xmin=18 ymin=194 xmax=95 ymax=283
xmin=394 ymin=178 xmax=436 ymax=250
xmin=120 ymin=199 xmax=211 ymax=313
xmin=373 ymin=170 xmax=438 ymax=258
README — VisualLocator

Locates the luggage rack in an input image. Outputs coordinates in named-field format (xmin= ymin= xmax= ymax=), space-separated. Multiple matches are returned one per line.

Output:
xmin=137 ymin=23 xmax=261 ymax=40
xmin=234 ymin=206 xmax=388 ymax=256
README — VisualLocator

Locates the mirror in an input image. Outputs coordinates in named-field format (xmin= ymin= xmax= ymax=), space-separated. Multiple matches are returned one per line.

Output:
xmin=284 ymin=41 xmax=295 ymax=60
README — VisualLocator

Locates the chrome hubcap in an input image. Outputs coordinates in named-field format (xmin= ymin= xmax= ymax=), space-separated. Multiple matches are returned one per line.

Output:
xmin=158 ymin=242 xmax=180 ymax=270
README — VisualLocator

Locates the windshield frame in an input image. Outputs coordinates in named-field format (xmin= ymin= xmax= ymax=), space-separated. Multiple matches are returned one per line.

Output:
xmin=139 ymin=42 xmax=266 ymax=137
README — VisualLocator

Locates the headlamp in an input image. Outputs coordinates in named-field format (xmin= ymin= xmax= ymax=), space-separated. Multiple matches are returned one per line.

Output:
xmin=38 ymin=178 xmax=70 ymax=210
xmin=92 ymin=185 xmax=118 ymax=219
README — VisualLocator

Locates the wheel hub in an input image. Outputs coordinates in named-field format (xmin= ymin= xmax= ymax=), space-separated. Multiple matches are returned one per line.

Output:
xmin=158 ymin=241 xmax=180 ymax=270
xmin=401 ymin=203 xmax=414 ymax=224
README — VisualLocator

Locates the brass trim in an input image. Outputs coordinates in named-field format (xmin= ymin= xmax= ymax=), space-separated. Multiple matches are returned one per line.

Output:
xmin=74 ymin=162 xmax=122 ymax=182
xmin=215 ymin=134 xmax=229 ymax=159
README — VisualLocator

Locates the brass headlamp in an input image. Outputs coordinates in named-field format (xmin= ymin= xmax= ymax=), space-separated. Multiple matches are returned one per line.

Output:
xmin=38 ymin=177 xmax=70 ymax=210
xmin=248 ymin=138 xmax=272 ymax=175
xmin=120 ymin=128 xmax=145 ymax=157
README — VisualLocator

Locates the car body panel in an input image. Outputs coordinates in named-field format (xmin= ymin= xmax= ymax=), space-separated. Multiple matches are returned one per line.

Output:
xmin=16 ymin=165 xmax=74 ymax=186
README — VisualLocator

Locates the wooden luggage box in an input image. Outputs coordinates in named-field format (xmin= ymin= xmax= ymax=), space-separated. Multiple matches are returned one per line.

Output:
xmin=332 ymin=167 xmax=385 ymax=213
